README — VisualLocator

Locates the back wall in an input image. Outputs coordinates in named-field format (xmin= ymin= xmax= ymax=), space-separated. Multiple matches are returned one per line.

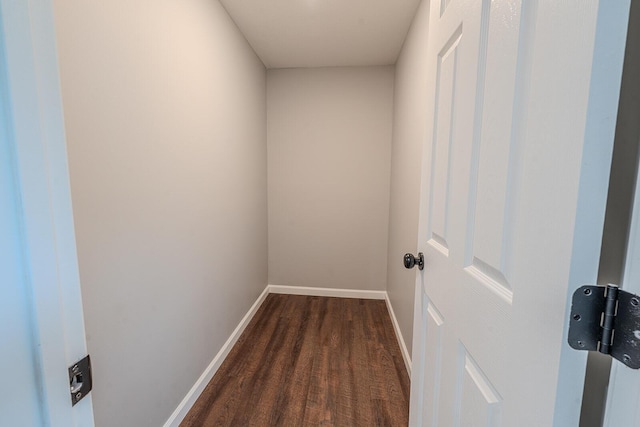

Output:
xmin=267 ymin=67 xmax=394 ymax=291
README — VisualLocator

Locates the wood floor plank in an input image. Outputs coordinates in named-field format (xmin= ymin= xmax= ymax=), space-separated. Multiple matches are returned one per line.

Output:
xmin=180 ymin=294 xmax=410 ymax=427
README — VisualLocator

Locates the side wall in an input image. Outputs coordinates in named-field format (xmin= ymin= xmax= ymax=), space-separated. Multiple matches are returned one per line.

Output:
xmin=267 ymin=66 xmax=394 ymax=291
xmin=386 ymin=0 xmax=431 ymax=355
xmin=52 ymin=1 xmax=267 ymax=426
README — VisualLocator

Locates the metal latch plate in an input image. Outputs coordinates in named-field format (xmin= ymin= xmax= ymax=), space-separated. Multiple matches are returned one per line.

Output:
xmin=68 ymin=355 xmax=92 ymax=406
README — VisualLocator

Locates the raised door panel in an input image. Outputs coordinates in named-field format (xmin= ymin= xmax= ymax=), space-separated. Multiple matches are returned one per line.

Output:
xmin=428 ymin=28 xmax=462 ymax=257
xmin=421 ymin=302 xmax=445 ymax=427
xmin=457 ymin=349 xmax=503 ymax=427
xmin=464 ymin=0 xmax=522 ymax=304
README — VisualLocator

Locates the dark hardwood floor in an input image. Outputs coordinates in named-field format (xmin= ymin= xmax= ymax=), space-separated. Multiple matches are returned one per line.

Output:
xmin=180 ymin=294 xmax=410 ymax=426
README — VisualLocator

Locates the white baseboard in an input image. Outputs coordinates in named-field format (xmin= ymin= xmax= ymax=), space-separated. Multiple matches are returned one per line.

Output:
xmin=267 ymin=284 xmax=386 ymax=300
xmin=385 ymin=294 xmax=412 ymax=376
xmin=163 ymin=285 xmax=270 ymax=427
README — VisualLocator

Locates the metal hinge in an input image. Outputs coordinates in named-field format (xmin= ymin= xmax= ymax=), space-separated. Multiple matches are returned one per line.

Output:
xmin=568 ymin=284 xmax=640 ymax=369
xmin=68 ymin=355 xmax=92 ymax=406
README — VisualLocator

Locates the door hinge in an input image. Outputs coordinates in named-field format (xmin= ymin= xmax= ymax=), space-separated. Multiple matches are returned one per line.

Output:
xmin=568 ymin=284 xmax=640 ymax=369
xmin=68 ymin=355 xmax=92 ymax=406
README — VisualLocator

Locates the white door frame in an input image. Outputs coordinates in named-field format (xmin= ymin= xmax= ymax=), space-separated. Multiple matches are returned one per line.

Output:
xmin=602 ymin=136 xmax=640 ymax=424
xmin=551 ymin=1 xmax=631 ymax=423
xmin=1 ymin=0 xmax=94 ymax=425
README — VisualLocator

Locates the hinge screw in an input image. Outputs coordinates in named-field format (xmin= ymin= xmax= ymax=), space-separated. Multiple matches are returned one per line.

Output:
xmin=573 ymin=314 xmax=581 ymax=321
xmin=631 ymin=298 xmax=639 ymax=306
xmin=577 ymin=340 xmax=585 ymax=348
xmin=623 ymin=354 xmax=631 ymax=364
xmin=75 ymin=392 xmax=82 ymax=400
xmin=584 ymin=288 xmax=592 ymax=296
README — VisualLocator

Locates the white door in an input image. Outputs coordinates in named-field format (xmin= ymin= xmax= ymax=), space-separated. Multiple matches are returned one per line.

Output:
xmin=409 ymin=1 xmax=631 ymax=426
xmin=0 ymin=0 xmax=94 ymax=425
xmin=603 ymin=138 xmax=640 ymax=425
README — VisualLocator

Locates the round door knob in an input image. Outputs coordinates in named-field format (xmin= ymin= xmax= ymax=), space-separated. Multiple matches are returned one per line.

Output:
xmin=404 ymin=252 xmax=424 ymax=270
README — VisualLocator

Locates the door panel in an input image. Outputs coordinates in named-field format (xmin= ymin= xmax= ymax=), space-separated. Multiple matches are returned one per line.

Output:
xmin=410 ymin=0 xmax=630 ymax=425
xmin=427 ymin=2 xmax=482 ymax=269
xmin=420 ymin=302 xmax=444 ymax=427
xmin=457 ymin=349 xmax=502 ymax=427
xmin=468 ymin=0 xmax=520 ymax=291
xmin=429 ymin=27 xmax=461 ymax=255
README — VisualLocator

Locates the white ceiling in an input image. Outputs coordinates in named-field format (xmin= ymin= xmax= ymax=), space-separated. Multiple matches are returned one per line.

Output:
xmin=218 ymin=0 xmax=422 ymax=69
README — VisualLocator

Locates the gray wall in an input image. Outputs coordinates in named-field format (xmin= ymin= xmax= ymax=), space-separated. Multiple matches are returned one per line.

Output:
xmin=267 ymin=67 xmax=394 ymax=291
xmin=52 ymin=1 xmax=267 ymax=425
xmin=386 ymin=0 xmax=431 ymax=355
